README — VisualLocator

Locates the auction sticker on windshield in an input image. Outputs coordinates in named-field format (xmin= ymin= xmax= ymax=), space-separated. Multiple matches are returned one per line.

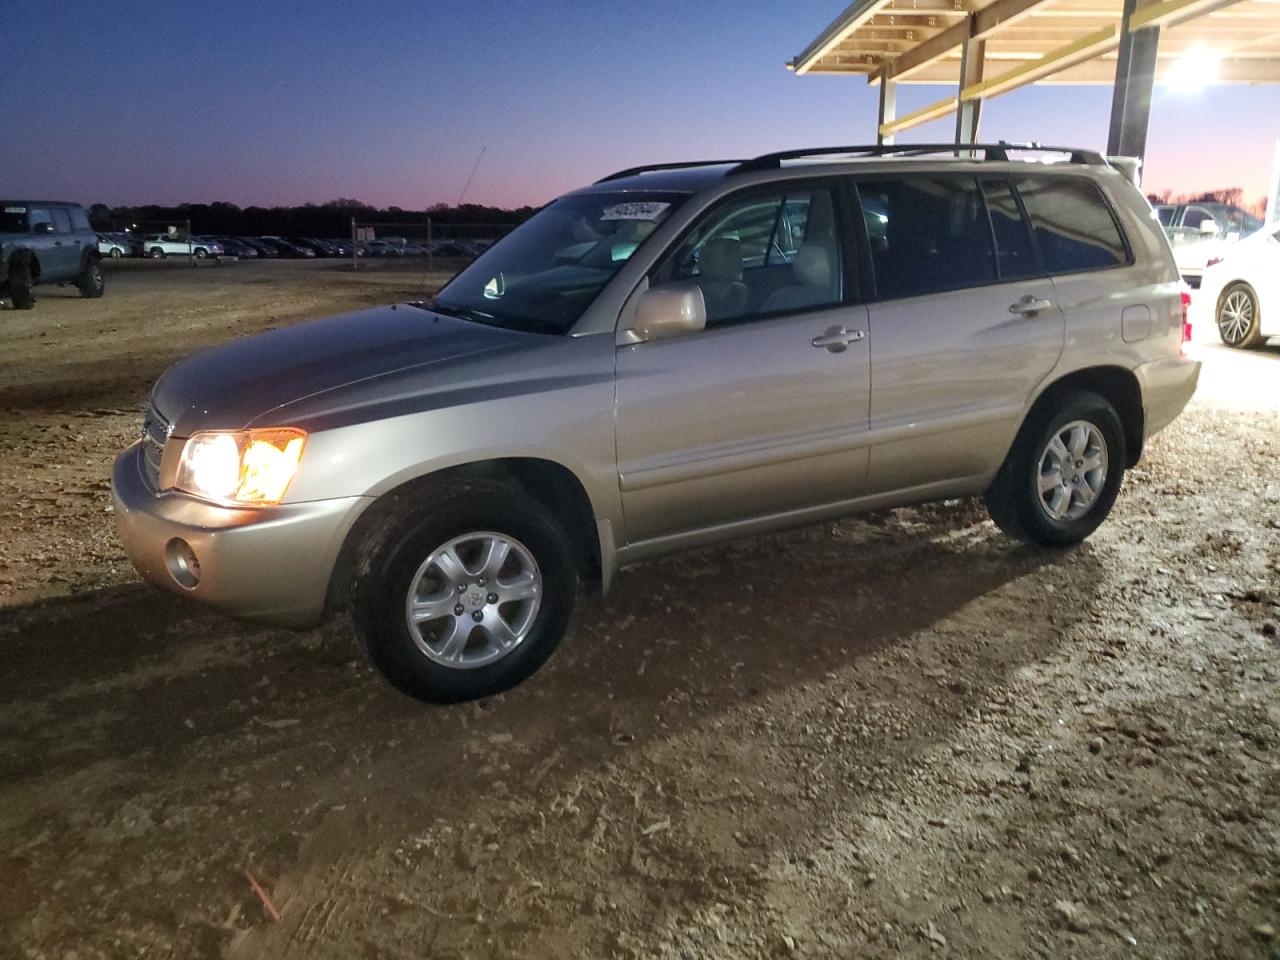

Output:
xmin=600 ymin=202 xmax=670 ymax=222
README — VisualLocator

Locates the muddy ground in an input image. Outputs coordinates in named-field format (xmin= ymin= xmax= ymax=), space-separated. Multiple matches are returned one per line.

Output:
xmin=0 ymin=260 xmax=1277 ymax=959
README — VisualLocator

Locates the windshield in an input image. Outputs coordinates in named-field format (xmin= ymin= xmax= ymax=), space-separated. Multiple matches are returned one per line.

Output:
xmin=1 ymin=206 xmax=29 ymax=233
xmin=428 ymin=191 xmax=685 ymax=334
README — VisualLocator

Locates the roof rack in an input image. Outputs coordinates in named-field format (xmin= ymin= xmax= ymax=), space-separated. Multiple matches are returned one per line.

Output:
xmin=596 ymin=142 xmax=1107 ymax=185
xmin=594 ymin=159 xmax=744 ymax=183
xmin=734 ymin=142 xmax=1107 ymax=173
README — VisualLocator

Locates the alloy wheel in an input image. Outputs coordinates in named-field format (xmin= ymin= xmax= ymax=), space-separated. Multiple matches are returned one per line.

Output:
xmin=1218 ymin=288 xmax=1255 ymax=345
xmin=1037 ymin=420 xmax=1108 ymax=522
xmin=403 ymin=531 xmax=542 ymax=669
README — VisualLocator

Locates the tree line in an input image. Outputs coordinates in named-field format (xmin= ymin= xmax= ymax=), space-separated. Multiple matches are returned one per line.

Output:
xmin=1144 ymin=187 xmax=1267 ymax=218
xmin=88 ymin=199 xmax=539 ymax=236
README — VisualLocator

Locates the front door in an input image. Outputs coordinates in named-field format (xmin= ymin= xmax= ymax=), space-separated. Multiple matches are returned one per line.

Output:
xmin=614 ymin=182 xmax=872 ymax=546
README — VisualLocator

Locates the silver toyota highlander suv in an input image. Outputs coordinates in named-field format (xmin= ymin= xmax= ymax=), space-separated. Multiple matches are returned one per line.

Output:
xmin=112 ymin=144 xmax=1200 ymax=703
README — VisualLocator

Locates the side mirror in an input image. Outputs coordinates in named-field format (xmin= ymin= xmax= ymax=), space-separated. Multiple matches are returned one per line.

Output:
xmin=1198 ymin=220 xmax=1221 ymax=236
xmin=625 ymin=281 xmax=707 ymax=344
xmin=32 ymin=222 xmax=54 ymax=235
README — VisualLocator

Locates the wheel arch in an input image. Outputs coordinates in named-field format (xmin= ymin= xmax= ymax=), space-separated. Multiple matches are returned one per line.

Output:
xmin=1021 ymin=365 xmax=1144 ymax=469
xmin=326 ymin=456 xmax=604 ymax=617
xmin=8 ymin=247 xmax=40 ymax=280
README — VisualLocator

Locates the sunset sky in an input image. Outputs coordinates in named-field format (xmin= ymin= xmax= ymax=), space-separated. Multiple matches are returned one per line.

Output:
xmin=4 ymin=0 xmax=1277 ymax=210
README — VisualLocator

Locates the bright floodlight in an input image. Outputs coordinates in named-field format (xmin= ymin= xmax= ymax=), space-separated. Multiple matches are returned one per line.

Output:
xmin=1164 ymin=46 xmax=1223 ymax=93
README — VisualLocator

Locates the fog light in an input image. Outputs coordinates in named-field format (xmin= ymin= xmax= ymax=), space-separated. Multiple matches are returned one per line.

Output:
xmin=165 ymin=538 xmax=201 ymax=589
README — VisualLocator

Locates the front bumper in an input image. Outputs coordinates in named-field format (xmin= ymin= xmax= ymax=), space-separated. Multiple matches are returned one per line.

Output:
xmin=111 ymin=443 xmax=372 ymax=628
xmin=1135 ymin=353 xmax=1201 ymax=443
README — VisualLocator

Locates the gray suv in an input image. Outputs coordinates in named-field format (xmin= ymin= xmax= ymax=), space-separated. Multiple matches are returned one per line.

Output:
xmin=112 ymin=144 xmax=1200 ymax=702
xmin=1 ymin=201 xmax=104 ymax=309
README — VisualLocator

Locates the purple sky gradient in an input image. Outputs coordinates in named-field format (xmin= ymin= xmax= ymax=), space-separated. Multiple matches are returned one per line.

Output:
xmin=2 ymin=1 xmax=1276 ymax=210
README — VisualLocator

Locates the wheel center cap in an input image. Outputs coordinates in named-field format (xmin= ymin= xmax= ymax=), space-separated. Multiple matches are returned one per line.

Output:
xmin=462 ymin=586 xmax=487 ymax=612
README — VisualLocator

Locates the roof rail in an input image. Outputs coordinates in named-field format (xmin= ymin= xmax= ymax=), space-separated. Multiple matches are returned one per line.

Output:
xmin=594 ymin=159 xmax=744 ymax=183
xmin=732 ymin=142 xmax=1107 ymax=173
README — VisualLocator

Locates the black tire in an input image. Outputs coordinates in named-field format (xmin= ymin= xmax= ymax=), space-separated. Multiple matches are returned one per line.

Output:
xmin=110 ymin=247 xmax=122 ymax=259
xmin=353 ymin=480 xmax=576 ymax=703
xmin=6 ymin=257 xmax=35 ymax=310
xmin=76 ymin=259 xmax=104 ymax=298
xmin=194 ymin=247 xmax=208 ymax=259
xmin=984 ymin=391 xmax=1126 ymax=547
xmin=149 ymin=247 xmax=165 ymax=259
xmin=1216 ymin=282 xmax=1264 ymax=349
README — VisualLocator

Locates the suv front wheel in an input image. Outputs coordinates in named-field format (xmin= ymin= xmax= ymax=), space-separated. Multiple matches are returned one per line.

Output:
xmin=984 ymin=391 xmax=1126 ymax=547
xmin=353 ymin=481 xmax=576 ymax=703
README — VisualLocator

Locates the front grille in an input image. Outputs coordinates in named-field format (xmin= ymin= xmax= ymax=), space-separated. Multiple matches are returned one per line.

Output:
xmin=141 ymin=404 xmax=171 ymax=490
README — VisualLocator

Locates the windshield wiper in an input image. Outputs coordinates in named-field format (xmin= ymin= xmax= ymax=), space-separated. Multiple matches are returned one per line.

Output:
xmin=413 ymin=301 xmax=497 ymax=325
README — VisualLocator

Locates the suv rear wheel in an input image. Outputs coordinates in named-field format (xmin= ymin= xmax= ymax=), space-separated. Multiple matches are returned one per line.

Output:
xmin=984 ymin=391 xmax=1126 ymax=546
xmin=149 ymin=247 xmax=165 ymax=259
xmin=1216 ymin=282 xmax=1264 ymax=349
xmin=76 ymin=259 xmax=104 ymax=298
xmin=353 ymin=481 xmax=576 ymax=703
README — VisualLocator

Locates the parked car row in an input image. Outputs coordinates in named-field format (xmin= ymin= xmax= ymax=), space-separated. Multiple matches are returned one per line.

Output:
xmin=91 ymin=232 xmax=499 ymax=261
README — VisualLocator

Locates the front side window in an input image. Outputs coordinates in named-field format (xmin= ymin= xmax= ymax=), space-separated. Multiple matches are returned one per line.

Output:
xmin=26 ymin=208 xmax=52 ymax=231
xmin=430 ymin=191 xmax=684 ymax=334
xmin=50 ymin=208 xmax=72 ymax=234
xmin=659 ymin=185 xmax=844 ymax=326
xmin=1016 ymin=176 xmax=1128 ymax=273
xmin=1 ymin=206 xmax=28 ymax=233
xmin=859 ymin=177 xmax=996 ymax=299
xmin=1181 ymin=207 xmax=1214 ymax=231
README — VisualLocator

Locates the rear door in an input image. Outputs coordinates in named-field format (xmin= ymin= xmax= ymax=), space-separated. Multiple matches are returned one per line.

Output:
xmin=1014 ymin=173 xmax=1158 ymax=358
xmin=614 ymin=181 xmax=872 ymax=546
xmin=858 ymin=174 xmax=1064 ymax=494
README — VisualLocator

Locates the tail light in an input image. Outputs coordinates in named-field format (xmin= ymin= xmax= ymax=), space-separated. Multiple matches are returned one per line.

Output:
xmin=1180 ymin=289 xmax=1192 ymax=352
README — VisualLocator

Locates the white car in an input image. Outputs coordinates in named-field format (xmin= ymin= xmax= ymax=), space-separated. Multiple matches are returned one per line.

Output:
xmin=1156 ymin=202 xmax=1263 ymax=285
xmin=1196 ymin=220 xmax=1280 ymax=348
xmin=97 ymin=234 xmax=129 ymax=258
xmin=143 ymin=235 xmax=223 ymax=259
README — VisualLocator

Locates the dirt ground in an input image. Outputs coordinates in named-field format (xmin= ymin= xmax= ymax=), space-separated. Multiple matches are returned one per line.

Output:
xmin=0 ymin=260 xmax=1277 ymax=960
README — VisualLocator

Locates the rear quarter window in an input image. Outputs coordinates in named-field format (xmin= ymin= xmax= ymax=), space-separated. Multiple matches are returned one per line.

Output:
xmin=1015 ymin=176 xmax=1129 ymax=274
xmin=69 ymin=206 xmax=92 ymax=233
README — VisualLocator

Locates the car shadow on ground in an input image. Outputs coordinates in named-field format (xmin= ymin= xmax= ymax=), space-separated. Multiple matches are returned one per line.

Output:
xmin=0 ymin=501 xmax=1099 ymax=791
xmin=0 ymin=501 xmax=1107 ymax=958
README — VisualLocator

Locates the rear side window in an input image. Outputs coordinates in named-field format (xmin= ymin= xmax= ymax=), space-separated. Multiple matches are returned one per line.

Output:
xmin=980 ymin=178 xmax=1038 ymax=280
xmin=859 ymin=177 xmax=995 ymax=299
xmin=1015 ymin=176 xmax=1128 ymax=274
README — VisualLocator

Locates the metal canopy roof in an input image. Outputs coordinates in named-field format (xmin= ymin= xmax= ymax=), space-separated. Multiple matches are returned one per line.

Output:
xmin=789 ymin=0 xmax=1280 ymax=88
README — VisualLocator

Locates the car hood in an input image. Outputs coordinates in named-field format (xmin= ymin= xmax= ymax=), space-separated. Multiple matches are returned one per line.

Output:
xmin=152 ymin=304 xmax=528 ymax=435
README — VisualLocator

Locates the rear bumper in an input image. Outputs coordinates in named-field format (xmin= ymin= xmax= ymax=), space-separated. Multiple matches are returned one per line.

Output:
xmin=111 ymin=442 xmax=372 ymax=628
xmin=1135 ymin=353 xmax=1200 ymax=445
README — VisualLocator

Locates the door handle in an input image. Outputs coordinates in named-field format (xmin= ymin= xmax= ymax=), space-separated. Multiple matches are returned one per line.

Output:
xmin=811 ymin=325 xmax=866 ymax=353
xmin=1009 ymin=295 xmax=1053 ymax=316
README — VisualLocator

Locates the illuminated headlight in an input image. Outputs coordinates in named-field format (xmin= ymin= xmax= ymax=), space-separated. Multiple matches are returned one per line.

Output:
xmin=175 ymin=429 xmax=306 ymax=505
